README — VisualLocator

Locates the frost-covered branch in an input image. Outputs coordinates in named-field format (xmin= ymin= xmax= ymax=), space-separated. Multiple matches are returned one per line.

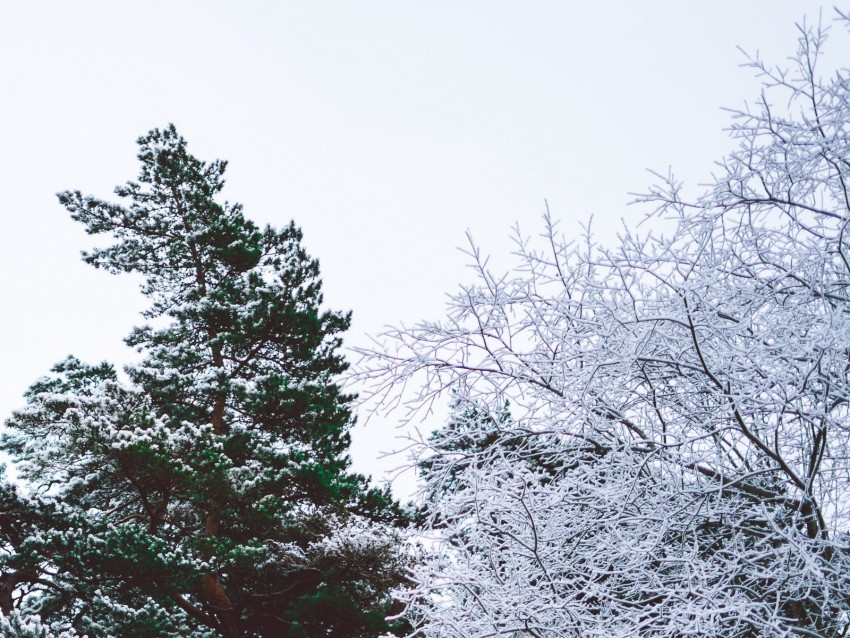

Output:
xmin=356 ymin=12 xmax=850 ymax=638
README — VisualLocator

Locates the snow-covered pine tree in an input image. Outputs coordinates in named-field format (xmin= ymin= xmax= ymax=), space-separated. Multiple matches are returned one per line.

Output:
xmin=0 ymin=125 xmax=407 ymax=638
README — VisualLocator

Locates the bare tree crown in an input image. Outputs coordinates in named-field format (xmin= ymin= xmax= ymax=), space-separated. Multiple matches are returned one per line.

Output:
xmin=357 ymin=13 xmax=850 ymax=638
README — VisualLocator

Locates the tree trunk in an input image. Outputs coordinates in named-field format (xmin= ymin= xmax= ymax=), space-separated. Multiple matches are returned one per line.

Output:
xmin=203 ymin=334 xmax=239 ymax=636
xmin=200 ymin=573 xmax=240 ymax=638
xmin=0 ymin=570 xmax=37 ymax=616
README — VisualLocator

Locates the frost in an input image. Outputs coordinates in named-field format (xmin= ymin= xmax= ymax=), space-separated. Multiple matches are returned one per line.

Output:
xmin=357 ymin=15 xmax=850 ymax=638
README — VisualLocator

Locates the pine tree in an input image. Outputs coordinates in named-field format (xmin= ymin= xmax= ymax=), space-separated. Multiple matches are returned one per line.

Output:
xmin=0 ymin=125 xmax=408 ymax=638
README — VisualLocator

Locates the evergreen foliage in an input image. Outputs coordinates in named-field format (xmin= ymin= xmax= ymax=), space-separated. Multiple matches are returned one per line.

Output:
xmin=0 ymin=125 xmax=407 ymax=638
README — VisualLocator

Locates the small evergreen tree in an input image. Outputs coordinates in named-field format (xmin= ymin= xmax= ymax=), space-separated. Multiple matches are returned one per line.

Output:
xmin=0 ymin=125 xmax=407 ymax=638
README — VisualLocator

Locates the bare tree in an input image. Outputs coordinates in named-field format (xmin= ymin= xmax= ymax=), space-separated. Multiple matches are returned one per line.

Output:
xmin=357 ymin=13 xmax=850 ymax=638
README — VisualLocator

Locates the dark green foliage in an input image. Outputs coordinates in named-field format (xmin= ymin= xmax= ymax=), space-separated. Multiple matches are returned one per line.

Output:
xmin=0 ymin=126 xmax=408 ymax=637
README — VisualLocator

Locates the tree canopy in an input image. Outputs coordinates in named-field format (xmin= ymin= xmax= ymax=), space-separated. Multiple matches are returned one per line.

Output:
xmin=358 ymin=13 xmax=850 ymax=638
xmin=0 ymin=125 xmax=407 ymax=638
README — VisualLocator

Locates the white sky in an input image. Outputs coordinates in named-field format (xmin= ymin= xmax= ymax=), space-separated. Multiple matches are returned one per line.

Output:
xmin=1 ymin=2 xmax=846 ymax=499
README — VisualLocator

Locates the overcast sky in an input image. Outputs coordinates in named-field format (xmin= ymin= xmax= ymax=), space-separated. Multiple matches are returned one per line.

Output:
xmin=1 ymin=2 xmax=846 ymax=498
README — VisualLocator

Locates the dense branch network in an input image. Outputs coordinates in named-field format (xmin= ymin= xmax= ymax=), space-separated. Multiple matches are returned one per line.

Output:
xmin=355 ymin=14 xmax=850 ymax=638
